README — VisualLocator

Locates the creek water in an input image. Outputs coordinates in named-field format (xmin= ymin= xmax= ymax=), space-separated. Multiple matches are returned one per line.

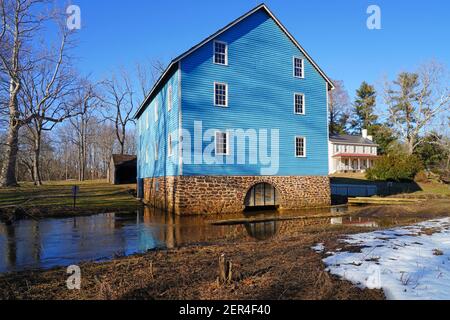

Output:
xmin=0 ymin=206 xmax=373 ymax=273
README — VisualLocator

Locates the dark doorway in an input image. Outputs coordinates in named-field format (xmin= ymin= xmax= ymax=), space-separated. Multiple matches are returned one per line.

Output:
xmin=244 ymin=183 xmax=280 ymax=209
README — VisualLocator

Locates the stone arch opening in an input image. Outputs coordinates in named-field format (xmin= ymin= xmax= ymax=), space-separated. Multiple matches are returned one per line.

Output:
xmin=244 ymin=182 xmax=280 ymax=209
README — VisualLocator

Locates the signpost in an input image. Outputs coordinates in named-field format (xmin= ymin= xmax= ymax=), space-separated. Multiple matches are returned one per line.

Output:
xmin=72 ymin=186 xmax=80 ymax=208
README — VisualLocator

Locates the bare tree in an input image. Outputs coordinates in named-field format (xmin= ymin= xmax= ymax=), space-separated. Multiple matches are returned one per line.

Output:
xmin=430 ymin=117 xmax=450 ymax=171
xmin=385 ymin=61 xmax=450 ymax=155
xmin=68 ymin=80 xmax=97 ymax=181
xmin=0 ymin=0 xmax=73 ymax=186
xmin=101 ymin=71 xmax=136 ymax=155
xmin=329 ymin=79 xmax=350 ymax=135
xmin=19 ymin=25 xmax=79 ymax=185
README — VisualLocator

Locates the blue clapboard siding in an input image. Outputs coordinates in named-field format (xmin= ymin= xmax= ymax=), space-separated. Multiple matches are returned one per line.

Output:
xmin=180 ymin=9 xmax=329 ymax=176
xmin=137 ymin=68 xmax=180 ymax=179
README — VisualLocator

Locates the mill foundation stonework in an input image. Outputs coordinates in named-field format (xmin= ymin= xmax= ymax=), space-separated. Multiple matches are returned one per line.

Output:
xmin=143 ymin=176 xmax=331 ymax=215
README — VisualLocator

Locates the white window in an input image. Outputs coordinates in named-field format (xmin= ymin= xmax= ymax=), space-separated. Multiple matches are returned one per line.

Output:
xmin=344 ymin=145 xmax=348 ymax=153
xmin=214 ymin=82 xmax=228 ymax=107
xmin=214 ymin=41 xmax=228 ymax=65
xmin=167 ymin=85 xmax=172 ymax=111
xmin=295 ymin=136 xmax=306 ymax=157
xmin=154 ymin=143 xmax=158 ymax=161
xmin=294 ymin=93 xmax=305 ymax=114
xmin=293 ymin=57 xmax=304 ymax=78
xmin=154 ymin=101 xmax=159 ymax=122
xmin=215 ymin=131 xmax=229 ymax=155
xmin=168 ymin=134 xmax=173 ymax=157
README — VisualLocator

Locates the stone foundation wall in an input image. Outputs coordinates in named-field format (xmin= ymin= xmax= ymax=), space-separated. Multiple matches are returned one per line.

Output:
xmin=143 ymin=176 xmax=331 ymax=215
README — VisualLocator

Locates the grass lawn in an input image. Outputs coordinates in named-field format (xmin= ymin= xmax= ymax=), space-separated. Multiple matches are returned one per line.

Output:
xmin=0 ymin=180 xmax=141 ymax=218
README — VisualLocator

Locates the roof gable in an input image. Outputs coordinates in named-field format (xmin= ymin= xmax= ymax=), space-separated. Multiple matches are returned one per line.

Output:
xmin=135 ymin=3 xmax=334 ymax=119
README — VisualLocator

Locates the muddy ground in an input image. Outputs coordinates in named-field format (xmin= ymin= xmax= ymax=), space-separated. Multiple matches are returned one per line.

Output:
xmin=1 ymin=200 xmax=449 ymax=300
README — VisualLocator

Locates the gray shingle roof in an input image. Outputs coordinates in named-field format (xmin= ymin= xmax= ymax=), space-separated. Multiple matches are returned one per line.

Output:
xmin=330 ymin=135 xmax=377 ymax=145
xmin=111 ymin=154 xmax=137 ymax=166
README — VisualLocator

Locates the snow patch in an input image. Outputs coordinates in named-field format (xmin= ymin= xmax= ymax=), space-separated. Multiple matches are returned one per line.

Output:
xmin=311 ymin=243 xmax=325 ymax=253
xmin=322 ymin=218 xmax=450 ymax=300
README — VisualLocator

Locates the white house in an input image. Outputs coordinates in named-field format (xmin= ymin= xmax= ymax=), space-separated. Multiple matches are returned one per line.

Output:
xmin=329 ymin=129 xmax=378 ymax=174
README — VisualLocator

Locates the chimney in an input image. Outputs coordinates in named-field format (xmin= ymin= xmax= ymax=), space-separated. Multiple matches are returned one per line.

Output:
xmin=362 ymin=129 xmax=368 ymax=139
xmin=367 ymin=135 xmax=373 ymax=141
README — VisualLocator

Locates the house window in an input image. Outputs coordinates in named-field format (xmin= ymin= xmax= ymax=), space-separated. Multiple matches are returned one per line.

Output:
xmin=353 ymin=146 xmax=356 ymax=153
xmin=154 ymin=101 xmax=158 ymax=122
xmin=344 ymin=145 xmax=348 ymax=153
xmin=215 ymin=131 xmax=229 ymax=155
xmin=214 ymin=82 xmax=228 ymax=107
xmin=167 ymin=85 xmax=172 ymax=111
xmin=168 ymin=134 xmax=173 ymax=157
xmin=294 ymin=93 xmax=305 ymax=114
xmin=293 ymin=57 xmax=304 ymax=78
xmin=295 ymin=136 xmax=306 ymax=157
xmin=214 ymin=41 xmax=228 ymax=65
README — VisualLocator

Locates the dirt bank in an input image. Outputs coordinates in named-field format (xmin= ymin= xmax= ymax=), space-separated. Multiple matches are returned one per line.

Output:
xmin=0 ymin=223 xmax=384 ymax=300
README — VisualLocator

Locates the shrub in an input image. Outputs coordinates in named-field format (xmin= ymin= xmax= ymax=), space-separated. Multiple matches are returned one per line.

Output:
xmin=414 ymin=170 xmax=429 ymax=183
xmin=366 ymin=154 xmax=423 ymax=182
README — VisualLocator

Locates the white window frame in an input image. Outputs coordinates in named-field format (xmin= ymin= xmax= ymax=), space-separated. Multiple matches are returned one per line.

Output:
xmin=294 ymin=93 xmax=305 ymax=115
xmin=295 ymin=136 xmax=307 ymax=158
xmin=154 ymin=101 xmax=159 ymax=122
xmin=167 ymin=85 xmax=172 ymax=111
xmin=213 ymin=40 xmax=228 ymax=66
xmin=168 ymin=134 xmax=173 ymax=157
xmin=214 ymin=82 xmax=228 ymax=107
xmin=215 ymin=130 xmax=230 ymax=156
xmin=293 ymin=56 xmax=304 ymax=79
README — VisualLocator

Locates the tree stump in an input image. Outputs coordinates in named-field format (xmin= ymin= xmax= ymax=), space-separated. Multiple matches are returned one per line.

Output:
xmin=218 ymin=254 xmax=232 ymax=285
xmin=149 ymin=261 xmax=154 ymax=279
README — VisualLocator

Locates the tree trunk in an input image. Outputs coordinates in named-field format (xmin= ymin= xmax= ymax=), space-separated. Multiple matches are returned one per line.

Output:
xmin=0 ymin=122 xmax=19 ymax=187
xmin=0 ymin=79 xmax=21 ymax=187
xmin=32 ymin=136 xmax=42 ymax=186
xmin=406 ymin=137 xmax=415 ymax=155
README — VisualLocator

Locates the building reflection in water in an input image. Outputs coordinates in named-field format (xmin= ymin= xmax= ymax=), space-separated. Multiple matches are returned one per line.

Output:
xmin=244 ymin=220 xmax=280 ymax=240
xmin=0 ymin=206 xmax=290 ymax=273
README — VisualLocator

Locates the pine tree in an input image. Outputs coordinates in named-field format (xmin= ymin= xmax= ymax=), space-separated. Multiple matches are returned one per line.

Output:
xmin=351 ymin=82 xmax=378 ymax=134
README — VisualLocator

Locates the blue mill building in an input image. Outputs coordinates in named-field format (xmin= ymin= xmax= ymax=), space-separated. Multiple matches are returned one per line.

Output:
xmin=135 ymin=4 xmax=334 ymax=215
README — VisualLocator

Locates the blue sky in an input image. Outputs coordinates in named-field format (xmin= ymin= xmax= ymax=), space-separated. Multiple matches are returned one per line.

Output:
xmin=72 ymin=0 xmax=449 ymax=101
